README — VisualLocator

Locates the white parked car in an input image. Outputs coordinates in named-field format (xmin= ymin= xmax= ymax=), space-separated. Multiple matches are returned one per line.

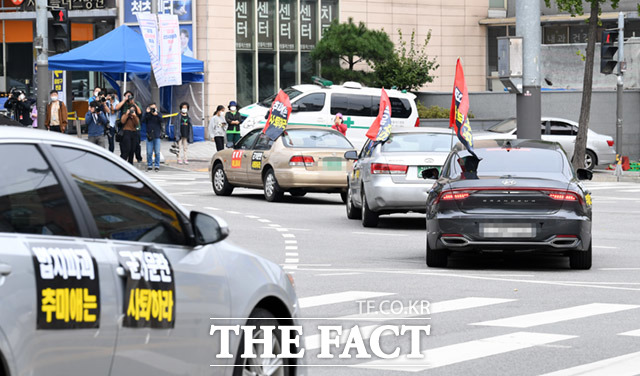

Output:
xmin=475 ymin=117 xmax=616 ymax=170
xmin=238 ymin=81 xmax=420 ymax=149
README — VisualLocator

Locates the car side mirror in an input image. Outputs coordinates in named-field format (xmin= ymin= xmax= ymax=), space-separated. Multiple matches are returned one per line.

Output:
xmin=190 ymin=211 xmax=229 ymax=245
xmin=421 ymin=167 xmax=440 ymax=180
xmin=576 ymin=168 xmax=593 ymax=181
xmin=226 ymin=141 xmax=235 ymax=148
xmin=344 ymin=150 xmax=358 ymax=160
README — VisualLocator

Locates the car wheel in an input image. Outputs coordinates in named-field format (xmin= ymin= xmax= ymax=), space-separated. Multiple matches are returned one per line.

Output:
xmin=346 ymin=185 xmax=361 ymax=220
xmin=361 ymin=190 xmax=379 ymax=227
xmin=212 ymin=163 xmax=234 ymax=196
xmin=264 ymin=169 xmax=284 ymax=202
xmin=289 ymin=189 xmax=306 ymax=197
xmin=232 ymin=308 xmax=288 ymax=376
xmin=569 ymin=240 xmax=592 ymax=270
xmin=426 ymin=236 xmax=448 ymax=267
xmin=584 ymin=150 xmax=597 ymax=171
xmin=340 ymin=190 xmax=348 ymax=204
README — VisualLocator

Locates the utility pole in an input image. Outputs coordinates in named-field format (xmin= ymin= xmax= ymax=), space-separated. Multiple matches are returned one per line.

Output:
xmin=35 ymin=0 xmax=49 ymax=129
xmin=515 ymin=0 xmax=541 ymax=139
xmin=616 ymin=12 xmax=624 ymax=165
xmin=150 ymin=0 xmax=160 ymax=106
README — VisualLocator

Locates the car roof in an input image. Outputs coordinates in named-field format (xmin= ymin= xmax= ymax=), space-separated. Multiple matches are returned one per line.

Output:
xmin=391 ymin=127 xmax=454 ymax=135
xmin=0 ymin=126 xmax=91 ymax=145
xmin=453 ymin=138 xmax=563 ymax=152
xmin=291 ymin=84 xmax=416 ymax=99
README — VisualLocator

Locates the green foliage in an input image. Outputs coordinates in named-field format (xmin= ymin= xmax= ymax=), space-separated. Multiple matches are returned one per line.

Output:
xmin=417 ymin=102 xmax=474 ymax=119
xmin=544 ymin=0 xmax=619 ymax=15
xmin=373 ymin=30 xmax=440 ymax=91
xmin=311 ymin=18 xmax=394 ymax=84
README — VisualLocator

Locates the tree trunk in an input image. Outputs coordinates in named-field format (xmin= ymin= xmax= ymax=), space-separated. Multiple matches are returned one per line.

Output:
xmin=572 ymin=0 xmax=599 ymax=169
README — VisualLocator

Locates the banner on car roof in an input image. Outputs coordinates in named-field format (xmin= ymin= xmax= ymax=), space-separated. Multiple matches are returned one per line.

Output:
xmin=366 ymin=88 xmax=392 ymax=142
xmin=118 ymin=247 xmax=175 ymax=328
xmin=449 ymin=58 xmax=479 ymax=159
xmin=31 ymin=244 xmax=100 ymax=330
xmin=263 ymin=89 xmax=292 ymax=141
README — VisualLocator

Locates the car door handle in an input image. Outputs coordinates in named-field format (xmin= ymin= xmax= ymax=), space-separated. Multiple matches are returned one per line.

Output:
xmin=116 ymin=266 xmax=127 ymax=278
xmin=0 ymin=263 xmax=11 ymax=276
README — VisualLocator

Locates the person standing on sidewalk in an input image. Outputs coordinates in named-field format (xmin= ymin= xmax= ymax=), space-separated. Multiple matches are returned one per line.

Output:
xmin=105 ymin=92 xmax=120 ymax=153
xmin=225 ymin=100 xmax=242 ymax=146
xmin=142 ymin=102 xmax=163 ymax=171
xmin=208 ymin=105 xmax=227 ymax=151
xmin=45 ymin=90 xmax=68 ymax=133
xmin=119 ymin=104 xmax=140 ymax=163
xmin=175 ymin=102 xmax=193 ymax=164
xmin=116 ymin=91 xmax=143 ymax=163
xmin=85 ymin=101 xmax=109 ymax=148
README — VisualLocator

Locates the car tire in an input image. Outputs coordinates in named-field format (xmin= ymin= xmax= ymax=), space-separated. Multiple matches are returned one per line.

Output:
xmin=212 ymin=163 xmax=234 ymax=196
xmin=289 ymin=189 xmax=306 ymax=197
xmin=346 ymin=185 xmax=361 ymax=220
xmin=340 ymin=190 xmax=348 ymax=204
xmin=361 ymin=190 xmax=379 ymax=228
xmin=569 ymin=241 xmax=592 ymax=270
xmin=232 ymin=308 xmax=289 ymax=376
xmin=584 ymin=150 xmax=597 ymax=171
xmin=264 ymin=169 xmax=284 ymax=202
xmin=426 ymin=236 xmax=448 ymax=267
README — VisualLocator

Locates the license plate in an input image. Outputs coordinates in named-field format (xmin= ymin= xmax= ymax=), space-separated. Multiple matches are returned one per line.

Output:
xmin=417 ymin=166 xmax=440 ymax=178
xmin=322 ymin=158 xmax=344 ymax=171
xmin=480 ymin=223 xmax=536 ymax=238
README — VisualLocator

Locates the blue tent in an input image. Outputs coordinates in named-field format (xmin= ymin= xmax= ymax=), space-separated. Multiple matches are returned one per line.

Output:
xmin=48 ymin=24 xmax=204 ymax=73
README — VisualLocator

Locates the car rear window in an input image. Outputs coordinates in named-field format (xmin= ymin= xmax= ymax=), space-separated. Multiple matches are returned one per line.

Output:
xmin=448 ymin=147 xmax=572 ymax=179
xmin=381 ymin=133 xmax=453 ymax=153
xmin=282 ymin=129 xmax=354 ymax=149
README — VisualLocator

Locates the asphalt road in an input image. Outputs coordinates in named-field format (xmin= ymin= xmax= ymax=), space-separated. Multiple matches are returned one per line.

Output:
xmin=149 ymin=169 xmax=640 ymax=376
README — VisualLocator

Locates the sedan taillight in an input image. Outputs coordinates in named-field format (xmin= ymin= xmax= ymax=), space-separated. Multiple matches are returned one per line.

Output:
xmin=371 ymin=163 xmax=408 ymax=175
xmin=548 ymin=191 xmax=579 ymax=202
xmin=440 ymin=191 xmax=470 ymax=201
xmin=289 ymin=156 xmax=315 ymax=167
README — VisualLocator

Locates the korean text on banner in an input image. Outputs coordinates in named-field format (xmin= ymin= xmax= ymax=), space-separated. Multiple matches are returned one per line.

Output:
xmin=136 ymin=13 xmax=163 ymax=84
xmin=366 ymin=88 xmax=392 ymax=142
xmin=449 ymin=58 xmax=478 ymax=158
xmin=158 ymin=14 xmax=182 ymax=87
xmin=262 ymin=90 xmax=292 ymax=141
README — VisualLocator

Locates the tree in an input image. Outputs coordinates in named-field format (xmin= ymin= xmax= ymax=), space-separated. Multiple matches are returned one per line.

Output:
xmin=545 ymin=0 xmax=619 ymax=169
xmin=311 ymin=18 xmax=394 ymax=84
xmin=373 ymin=29 xmax=439 ymax=91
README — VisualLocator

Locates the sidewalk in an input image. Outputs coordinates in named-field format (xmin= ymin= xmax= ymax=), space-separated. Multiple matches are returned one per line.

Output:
xmin=591 ymin=169 xmax=640 ymax=183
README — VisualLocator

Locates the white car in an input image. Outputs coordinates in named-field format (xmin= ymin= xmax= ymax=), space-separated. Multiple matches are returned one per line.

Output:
xmin=475 ymin=117 xmax=616 ymax=170
xmin=239 ymin=81 xmax=420 ymax=149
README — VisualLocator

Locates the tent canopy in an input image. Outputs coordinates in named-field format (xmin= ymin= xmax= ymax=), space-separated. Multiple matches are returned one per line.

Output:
xmin=48 ymin=25 xmax=204 ymax=73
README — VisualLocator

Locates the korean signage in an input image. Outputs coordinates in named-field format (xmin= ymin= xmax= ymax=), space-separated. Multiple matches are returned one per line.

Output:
xmin=320 ymin=0 xmax=338 ymax=36
xmin=22 ymin=0 xmax=114 ymax=10
xmin=235 ymin=0 xmax=254 ymax=50
xmin=31 ymin=244 xmax=100 ymax=330
xmin=137 ymin=13 xmax=163 ymax=85
xmin=118 ymin=248 xmax=175 ymax=328
xmin=279 ymin=0 xmax=296 ymax=51
xmin=158 ymin=14 xmax=182 ymax=87
xmin=51 ymin=71 xmax=66 ymax=103
xmin=125 ymin=0 xmax=193 ymax=24
xmin=300 ymin=0 xmax=316 ymax=51
xmin=257 ymin=0 xmax=274 ymax=50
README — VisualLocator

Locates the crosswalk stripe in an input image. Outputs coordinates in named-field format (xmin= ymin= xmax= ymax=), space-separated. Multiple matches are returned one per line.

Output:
xmin=619 ymin=329 xmax=640 ymax=336
xmin=353 ymin=332 xmax=576 ymax=372
xmin=305 ymin=297 xmax=515 ymax=351
xmin=538 ymin=351 xmax=640 ymax=376
xmin=619 ymin=189 xmax=640 ymax=193
xmin=298 ymin=291 xmax=395 ymax=309
xmin=338 ymin=297 xmax=516 ymax=321
xmin=471 ymin=303 xmax=640 ymax=328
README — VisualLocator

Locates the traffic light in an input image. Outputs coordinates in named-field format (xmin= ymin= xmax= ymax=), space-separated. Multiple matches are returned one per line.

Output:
xmin=600 ymin=30 xmax=619 ymax=75
xmin=51 ymin=9 xmax=70 ymax=53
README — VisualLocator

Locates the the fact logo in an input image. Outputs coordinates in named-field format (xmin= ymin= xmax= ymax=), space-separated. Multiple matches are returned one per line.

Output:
xmin=209 ymin=300 xmax=431 ymax=363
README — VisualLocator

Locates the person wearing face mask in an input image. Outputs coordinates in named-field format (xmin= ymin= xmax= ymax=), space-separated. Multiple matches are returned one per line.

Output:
xmin=225 ymin=100 xmax=242 ymax=146
xmin=115 ymin=91 xmax=143 ymax=163
xmin=174 ymin=102 xmax=193 ymax=164
xmin=85 ymin=101 xmax=109 ymax=148
xmin=208 ymin=105 xmax=227 ymax=151
xmin=45 ymin=90 xmax=68 ymax=133
xmin=142 ymin=102 xmax=163 ymax=171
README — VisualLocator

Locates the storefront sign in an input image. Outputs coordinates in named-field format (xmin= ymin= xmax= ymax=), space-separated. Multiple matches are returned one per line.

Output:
xmin=300 ymin=0 xmax=316 ymax=51
xmin=52 ymin=71 xmax=66 ymax=102
xmin=235 ymin=0 xmax=253 ymax=50
xmin=137 ymin=13 xmax=163 ymax=86
xmin=279 ymin=0 xmax=296 ymax=51
xmin=158 ymin=14 xmax=182 ymax=87
xmin=125 ymin=0 xmax=192 ymax=24
xmin=320 ymin=0 xmax=338 ymax=36
xmin=257 ymin=0 xmax=274 ymax=50
xmin=22 ymin=0 xmax=114 ymax=11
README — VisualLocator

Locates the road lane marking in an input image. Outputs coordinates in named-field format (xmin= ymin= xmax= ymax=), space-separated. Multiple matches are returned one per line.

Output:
xmin=471 ymin=303 xmax=640 ymax=328
xmin=538 ymin=350 xmax=640 ymax=376
xmin=258 ymin=218 xmax=271 ymax=223
xmin=352 ymin=231 xmax=408 ymax=237
xmin=315 ymin=272 xmax=363 ymax=276
xmin=245 ymin=215 xmax=259 ymax=218
xmin=285 ymin=246 xmax=298 ymax=250
xmin=593 ymin=246 xmax=618 ymax=249
xmin=181 ymin=203 xmax=194 ymax=207
xmin=275 ymin=228 xmax=289 ymax=232
xmin=354 ymin=332 xmax=576 ymax=372
xmin=619 ymin=189 xmax=640 ymax=192
xmin=282 ymin=233 xmax=295 ymax=238
xmin=225 ymin=210 xmax=241 ymax=214
xmin=283 ymin=265 xmax=298 ymax=270
xmin=285 ymin=258 xmax=299 ymax=263
xmin=599 ymin=267 xmax=640 ymax=271
xmin=285 ymin=240 xmax=297 ymax=244
xmin=298 ymin=291 xmax=395 ymax=309
xmin=204 ymin=207 xmax=220 ymax=211
xmin=285 ymin=252 xmax=298 ymax=257
xmin=269 ymin=224 xmax=281 ymax=227
xmin=619 ymin=329 xmax=640 ymax=337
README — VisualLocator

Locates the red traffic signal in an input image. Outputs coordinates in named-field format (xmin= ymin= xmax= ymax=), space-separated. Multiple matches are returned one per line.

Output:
xmin=600 ymin=30 xmax=619 ymax=75
xmin=51 ymin=9 xmax=68 ymax=23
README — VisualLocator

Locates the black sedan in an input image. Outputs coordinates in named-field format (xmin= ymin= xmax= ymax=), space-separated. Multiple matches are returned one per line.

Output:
xmin=424 ymin=139 xmax=593 ymax=269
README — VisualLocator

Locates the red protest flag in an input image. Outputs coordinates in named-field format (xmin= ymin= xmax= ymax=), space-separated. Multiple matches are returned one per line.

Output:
xmin=366 ymin=88 xmax=392 ymax=142
xmin=263 ymin=90 xmax=292 ymax=141
xmin=449 ymin=59 xmax=478 ymax=158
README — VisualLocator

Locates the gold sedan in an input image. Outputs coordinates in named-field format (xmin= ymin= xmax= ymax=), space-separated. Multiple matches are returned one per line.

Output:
xmin=209 ymin=126 xmax=356 ymax=202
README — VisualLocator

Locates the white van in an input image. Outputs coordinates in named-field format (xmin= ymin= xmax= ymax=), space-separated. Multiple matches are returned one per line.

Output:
xmin=238 ymin=81 xmax=420 ymax=149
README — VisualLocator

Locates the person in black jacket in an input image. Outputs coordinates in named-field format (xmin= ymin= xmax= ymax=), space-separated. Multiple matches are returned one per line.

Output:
xmin=224 ymin=100 xmax=242 ymax=146
xmin=142 ymin=102 xmax=163 ymax=171
xmin=4 ymin=90 xmax=32 ymax=126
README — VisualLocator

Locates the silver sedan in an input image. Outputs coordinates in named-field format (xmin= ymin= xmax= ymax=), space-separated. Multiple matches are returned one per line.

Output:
xmin=344 ymin=128 xmax=454 ymax=227
xmin=0 ymin=127 xmax=302 ymax=376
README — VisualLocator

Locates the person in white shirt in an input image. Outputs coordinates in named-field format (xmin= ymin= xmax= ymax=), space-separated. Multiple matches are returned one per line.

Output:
xmin=208 ymin=105 xmax=227 ymax=151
